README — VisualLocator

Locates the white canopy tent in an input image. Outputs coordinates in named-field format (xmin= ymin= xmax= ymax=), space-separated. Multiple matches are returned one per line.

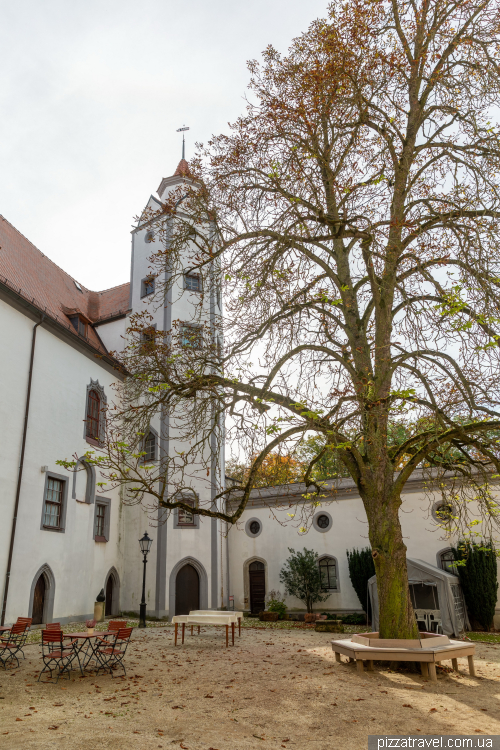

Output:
xmin=368 ymin=558 xmax=470 ymax=637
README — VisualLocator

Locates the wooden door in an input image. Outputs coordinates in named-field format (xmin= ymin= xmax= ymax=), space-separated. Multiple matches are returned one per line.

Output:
xmin=175 ymin=564 xmax=200 ymax=616
xmin=105 ymin=576 xmax=113 ymax=616
xmin=32 ymin=574 xmax=46 ymax=625
xmin=249 ymin=561 xmax=265 ymax=614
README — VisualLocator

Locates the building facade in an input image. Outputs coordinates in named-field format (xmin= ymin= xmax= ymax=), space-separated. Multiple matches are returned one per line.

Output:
xmin=1 ymin=159 xmax=498 ymax=626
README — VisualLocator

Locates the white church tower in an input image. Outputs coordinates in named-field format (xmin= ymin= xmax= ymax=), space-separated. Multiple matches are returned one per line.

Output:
xmin=98 ymin=155 xmax=227 ymax=619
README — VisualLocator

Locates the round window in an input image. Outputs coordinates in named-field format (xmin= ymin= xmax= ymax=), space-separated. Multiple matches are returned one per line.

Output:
xmin=249 ymin=520 xmax=261 ymax=535
xmin=434 ymin=503 xmax=453 ymax=522
xmin=317 ymin=514 xmax=330 ymax=529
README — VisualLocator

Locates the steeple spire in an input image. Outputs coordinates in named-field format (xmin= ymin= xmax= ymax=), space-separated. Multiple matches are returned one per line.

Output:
xmin=176 ymin=125 xmax=189 ymax=161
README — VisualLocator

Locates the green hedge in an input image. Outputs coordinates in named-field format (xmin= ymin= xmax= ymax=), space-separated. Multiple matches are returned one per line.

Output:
xmin=452 ymin=540 xmax=498 ymax=631
xmin=346 ymin=547 xmax=375 ymax=618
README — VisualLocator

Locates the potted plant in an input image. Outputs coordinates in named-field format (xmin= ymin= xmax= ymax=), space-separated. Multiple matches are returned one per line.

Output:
xmin=259 ymin=611 xmax=279 ymax=622
xmin=86 ymin=618 xmax=96 ymax=635
xmin=266 ymin=590 xmax=288 ymax=620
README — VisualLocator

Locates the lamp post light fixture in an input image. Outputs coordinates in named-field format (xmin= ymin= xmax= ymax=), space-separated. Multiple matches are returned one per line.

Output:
xmin=138 ymin=531 xmax=153 ymax=628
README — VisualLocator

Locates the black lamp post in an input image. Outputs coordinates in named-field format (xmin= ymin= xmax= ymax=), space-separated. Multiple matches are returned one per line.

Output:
xmin=138 ymin=531 xmax=153 ymax=628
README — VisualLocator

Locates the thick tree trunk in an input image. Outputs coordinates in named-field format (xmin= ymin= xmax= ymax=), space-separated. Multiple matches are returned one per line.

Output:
xmin=365 ymin=493 xmax=419 ymax=639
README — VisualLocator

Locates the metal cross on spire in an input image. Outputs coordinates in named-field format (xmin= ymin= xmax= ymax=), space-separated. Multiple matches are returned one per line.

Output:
xmin=176 ymin=125 xmax=189 ymax=160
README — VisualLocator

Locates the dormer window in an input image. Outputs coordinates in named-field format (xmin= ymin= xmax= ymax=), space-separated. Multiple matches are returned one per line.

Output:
xmin=141 ymin=276 xmax=155 ymax=298
xmin=185 ymin=273 xmax=202 ymax=292
xmin=69 ymin=315 xmax=87 ymax=337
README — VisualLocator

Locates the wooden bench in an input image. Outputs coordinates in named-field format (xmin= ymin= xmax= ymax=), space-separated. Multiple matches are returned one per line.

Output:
xmin=331 ymin=632 xmax=476 ymax=682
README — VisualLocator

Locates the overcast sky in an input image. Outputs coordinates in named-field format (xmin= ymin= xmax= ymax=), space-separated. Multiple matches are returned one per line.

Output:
xmin=0 ymin=0 xmax=329 ymax=290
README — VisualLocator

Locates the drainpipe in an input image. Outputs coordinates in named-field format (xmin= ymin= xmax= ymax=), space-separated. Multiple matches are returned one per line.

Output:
xmin=1 ymin=315 xmax=44 ymax=625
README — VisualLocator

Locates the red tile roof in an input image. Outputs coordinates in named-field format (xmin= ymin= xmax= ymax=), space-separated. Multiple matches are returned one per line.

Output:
xmin=0 ymin=215 xmax=130 ymax=355
xmin=173 ymin=159 xmax=192 ymax=177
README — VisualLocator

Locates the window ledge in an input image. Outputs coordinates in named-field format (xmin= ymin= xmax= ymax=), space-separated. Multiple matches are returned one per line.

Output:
xmin=85 ymin=436 xmax=101 ymax=447
xmin=94 ymin=535 xmax=108 ymax=543
xmin=42 ymin=525 xmax=64 ymax=533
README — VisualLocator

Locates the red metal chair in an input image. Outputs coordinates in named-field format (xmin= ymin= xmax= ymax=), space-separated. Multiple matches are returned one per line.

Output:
xmin=38 ymin=630 xmax=77 ymax=683
xmin=45 ymin=622 xmax=61 ymax=630
xmin=94 ymin=627 xmax=133 ymax=677
xmin=108 ymin=620 xmax=127 ymax=631
xmin=16 ymin=617 xmax=32 ymax=629
xmin=15 ymin=617 xmax=32 ymax=658
xmin=0 ymin=623 xmax=30 ymax=670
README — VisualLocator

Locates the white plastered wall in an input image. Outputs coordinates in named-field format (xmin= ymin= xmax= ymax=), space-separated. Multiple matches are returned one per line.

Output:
xmin=228 ymin=488 xmax=500 ymax=615
xmin=0 ymin=301 xmax=124 ymax=625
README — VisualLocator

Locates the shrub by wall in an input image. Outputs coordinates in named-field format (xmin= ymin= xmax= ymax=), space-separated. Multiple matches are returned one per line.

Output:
xmin=452 ymin=540 xmax=498 ymax=631
xmin=346 ymin=547 xmax=375 ymax=619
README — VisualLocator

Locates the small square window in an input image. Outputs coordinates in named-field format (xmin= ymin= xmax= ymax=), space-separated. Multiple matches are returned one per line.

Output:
xmin=141 ymin=277 xmax=155 ymax=297
xmin=181 ymin=324 xmax=202 ymax=348
xmin=185 ymin=273 xmax=202 ymax=292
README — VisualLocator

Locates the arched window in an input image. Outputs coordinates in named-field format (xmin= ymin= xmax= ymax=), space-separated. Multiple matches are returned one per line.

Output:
xmin=439 ymin=548 xmax=456 ymax=574
xmin=86 ymin=389 xmax=100 ymax=440
xmin=319 ymin=557 xmax=338 ymax=591
xmin=144 ymin=431 xmax=157 ymax=462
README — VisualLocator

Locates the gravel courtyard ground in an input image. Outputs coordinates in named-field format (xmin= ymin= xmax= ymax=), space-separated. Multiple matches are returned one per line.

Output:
xmin=1 ymin=624 xmax=500 ymax=750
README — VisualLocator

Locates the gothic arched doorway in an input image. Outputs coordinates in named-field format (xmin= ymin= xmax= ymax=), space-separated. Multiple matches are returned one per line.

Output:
xmin=105 ymin=575 xmax=113 ymax=616
xmin=249 ymin=561 xmax=266 ymax=614
xmin=175 ymin=564 xmax=200 ymax=615
xmin=32 ymin=573 xmax=46 ymax=625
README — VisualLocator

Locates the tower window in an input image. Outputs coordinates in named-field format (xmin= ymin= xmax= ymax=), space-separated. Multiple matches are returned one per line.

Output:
xmin=178 ymin=498 xmax=195 ymax=526
xmin=141 ymin=276 xmax=155 ymax=297
xmin=143 ymin=431 xmax=157 ymax=462
xmin=181 ymin=324 xmax=203 ymax=348
xmin=185 ymin=273 xmax=202 ymax=292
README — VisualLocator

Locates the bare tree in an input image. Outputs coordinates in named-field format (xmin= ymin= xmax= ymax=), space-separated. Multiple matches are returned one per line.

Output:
xmin=65 ymin=0 xmax=500 ymax=638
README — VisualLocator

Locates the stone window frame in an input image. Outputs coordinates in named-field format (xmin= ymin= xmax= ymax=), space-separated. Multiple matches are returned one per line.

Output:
xmin=431 ymin=500 xmax=455 ymax=524
xmin=312 ymin=510 xmax=333 ymax=533
xmin=318 ymin=555 xmax=340 ymax=592
xmin=245 ymin=517 xmax=263 ymax=538
xmin=71 ymin=456 xmax=96 ymax=505
xmin=28 ymin=564 xmax=56 ymax=623
xmin=94 ymin=497 xmax=111 ymax=542
xmin=40 ymin=471 xmax=69 ymax=533
xmin=437 ymin=547 xmax=456 ymax=573
xmin=173 ymin=490 xmax=200 ymax=529
xmin=84 ymin=379 xmax=107 ymax=446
